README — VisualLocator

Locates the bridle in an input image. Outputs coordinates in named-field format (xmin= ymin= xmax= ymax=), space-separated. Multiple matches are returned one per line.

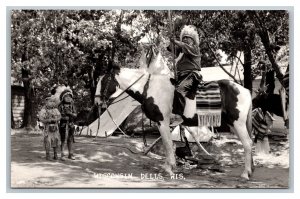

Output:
xmin=94 ymin=71 xmax=147 ymax=139
xmin=95 ymin=72 xmax=146 ymax=107
xmin=94 ymin=73 xmax=113 ymax=107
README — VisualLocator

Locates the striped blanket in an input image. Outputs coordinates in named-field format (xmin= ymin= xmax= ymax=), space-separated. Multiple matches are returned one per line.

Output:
xmin=196 ymin=81 xmax=222 ymax=127
xmin=252 ymin=108 xmax=275 ymax=142
xmin=252 ymin=108 xmax=268 ymax=135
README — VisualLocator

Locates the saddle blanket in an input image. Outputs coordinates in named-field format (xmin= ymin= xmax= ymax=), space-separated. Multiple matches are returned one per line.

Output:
xmin=196 ymin=81 xmax=222 ymax=127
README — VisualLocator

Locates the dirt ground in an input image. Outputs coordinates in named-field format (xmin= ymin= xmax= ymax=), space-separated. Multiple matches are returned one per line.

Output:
xmin=10 ymin=118 xmax=289 ymax=189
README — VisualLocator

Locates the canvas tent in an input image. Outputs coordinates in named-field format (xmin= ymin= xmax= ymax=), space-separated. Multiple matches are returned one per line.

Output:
xmin=201 ymin=64 xmax=244 ymax=82
xmin=80 ymin=92 xmax=140 ymax=137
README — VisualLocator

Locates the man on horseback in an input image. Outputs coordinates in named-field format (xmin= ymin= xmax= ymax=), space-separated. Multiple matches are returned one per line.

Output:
xmin=169 ymin=25 xmax=202 ymax=125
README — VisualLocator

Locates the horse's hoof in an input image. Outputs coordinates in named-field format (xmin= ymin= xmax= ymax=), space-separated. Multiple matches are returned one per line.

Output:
xmin=162 ymin=164 xmax=175 ymax=176
xmin=241 ymin=170 xmax=252 ymax=180
xmin=241 ymin=174 xmax=249 ymax=180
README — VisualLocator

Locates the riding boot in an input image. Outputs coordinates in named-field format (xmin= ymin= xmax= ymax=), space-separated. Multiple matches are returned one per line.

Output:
xmin=67 ymin=139 xmax=75 ymax=160
xmin=60 ymin=142 xmax=66 ymax=161
xmin=53 ymin=147 xmax=58 ymax=160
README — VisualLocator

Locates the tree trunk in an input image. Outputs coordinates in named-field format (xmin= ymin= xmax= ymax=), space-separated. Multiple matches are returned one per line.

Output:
xmin=243 ymin=46 xmax=253 ymax=93
xmin=22 ymin=80 xmax=33 ymax=128
xmin=11 ymin=105 xmax=15 ymax=128
xmin=90 ymin=86 xmax=96 ymax=105
xmin=247 ymin=11 xmax=285 ymax=86
xmin=266 ymin=69 xmax=275 ymax=94
xmin=89 ymin=65 xmax=96 ymax=105
xmin=21 ymin=67 xmax=34 ymax=128
xmin=257 ymin=30 xmax=284 ymax=84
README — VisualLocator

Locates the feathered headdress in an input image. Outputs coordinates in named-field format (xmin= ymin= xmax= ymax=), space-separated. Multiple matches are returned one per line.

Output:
xmin=180 ymin=25 xmax=200 ymax=46
xmin=59 ymin=88 xmax=73 ymax=101
xmin=51 ymin=85 xmax=73 ymax=104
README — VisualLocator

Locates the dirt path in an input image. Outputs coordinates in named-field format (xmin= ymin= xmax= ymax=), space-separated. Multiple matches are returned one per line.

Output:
xmin=10 ymin=128 xmax=289 ymax=189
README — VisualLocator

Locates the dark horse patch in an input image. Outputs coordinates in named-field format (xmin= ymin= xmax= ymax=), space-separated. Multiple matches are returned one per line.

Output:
xmin=217 ymin=79 xmax=240 ymax=126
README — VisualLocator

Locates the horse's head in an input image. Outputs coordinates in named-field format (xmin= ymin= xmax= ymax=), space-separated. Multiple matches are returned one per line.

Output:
xmin=94 ymin=63 xmax=121 ymax=107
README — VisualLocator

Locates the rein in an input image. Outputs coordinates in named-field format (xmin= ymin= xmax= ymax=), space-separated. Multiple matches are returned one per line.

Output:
xmin=108 ymin=73 xmax=145 ymax=105
xmin=95 ymin=72 xmax=147 ymax=138
xmin=110 ymin=95 xmax=130 ymax=105
xmin=95 ymin=73 xmax=146 ymax=106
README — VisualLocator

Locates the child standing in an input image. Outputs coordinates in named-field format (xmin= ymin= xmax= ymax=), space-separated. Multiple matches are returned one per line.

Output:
xmin=38 ymin=96 xmax=61 ymax=160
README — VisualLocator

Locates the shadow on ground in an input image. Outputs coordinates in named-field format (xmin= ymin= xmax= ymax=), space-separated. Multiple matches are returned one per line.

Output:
xmin=10 ymin=127 xmax=289 ymax=188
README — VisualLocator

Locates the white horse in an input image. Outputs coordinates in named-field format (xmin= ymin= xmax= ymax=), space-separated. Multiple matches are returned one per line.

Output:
xmin=94 ymin=66 xmax=254 ymax=180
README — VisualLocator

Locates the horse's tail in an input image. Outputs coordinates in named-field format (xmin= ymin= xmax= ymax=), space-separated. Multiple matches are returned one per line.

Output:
xmin=246 ymin=99 xmax=253 ymax=138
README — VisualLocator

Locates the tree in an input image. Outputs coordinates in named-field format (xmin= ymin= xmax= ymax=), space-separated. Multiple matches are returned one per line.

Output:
xmin=11 ymin=10 xmax=147 ymax=127
xmin=248 ymin=10 xmax=289 ymax=86
xmin=11 ymin=10 xmax=289 ymax=128
xmin=173 ymin=10 xmax=288 ymax=92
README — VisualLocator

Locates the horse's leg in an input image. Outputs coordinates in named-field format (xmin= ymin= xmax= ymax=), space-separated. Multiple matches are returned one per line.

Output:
xmin=158 ymin=122 xmax=176 ymax=176
xmin=230 ymin=122 xmax=253 ymax=180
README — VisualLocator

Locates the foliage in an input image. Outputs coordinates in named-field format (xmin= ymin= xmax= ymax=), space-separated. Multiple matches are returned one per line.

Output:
xmin=11 ymin=10 xmax=289 ymax=126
